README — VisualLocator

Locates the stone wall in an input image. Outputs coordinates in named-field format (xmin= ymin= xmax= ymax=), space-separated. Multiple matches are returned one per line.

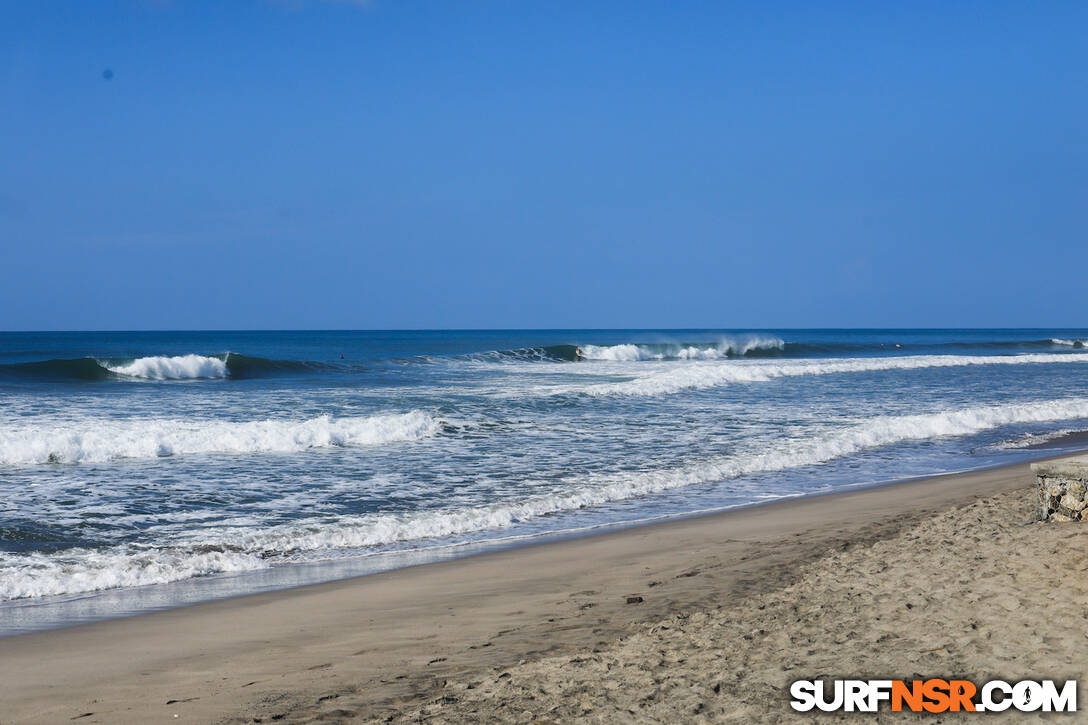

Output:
xmin=1032 ymin=456 xmax=1088 ymax=521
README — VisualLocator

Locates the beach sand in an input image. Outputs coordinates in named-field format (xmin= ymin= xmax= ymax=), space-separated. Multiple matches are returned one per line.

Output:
xmin=2 ymin=459 xmax=1085 ymax=723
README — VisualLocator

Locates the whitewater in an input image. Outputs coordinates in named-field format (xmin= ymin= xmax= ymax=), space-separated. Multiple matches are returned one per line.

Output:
xmin=554 ymin=351 xmax=1088 ymax=397
xmin=4 ymin=329 xmax=1088 ymax=625
xmin=0 ymin=411 xmax=441 ymax=464
xmin=104 ymin=354 xmax=229 ymax=380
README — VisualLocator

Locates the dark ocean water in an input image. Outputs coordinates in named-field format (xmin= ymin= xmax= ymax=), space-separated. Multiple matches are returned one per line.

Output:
xmin=3 ymin=329 xmax=1088 ymax=629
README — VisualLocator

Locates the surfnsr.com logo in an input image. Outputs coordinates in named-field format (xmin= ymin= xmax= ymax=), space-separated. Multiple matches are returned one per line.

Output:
xmin=790 ymin=679 xmax=1077 ymax=713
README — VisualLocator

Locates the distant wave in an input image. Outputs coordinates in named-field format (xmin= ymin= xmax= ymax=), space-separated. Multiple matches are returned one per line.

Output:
xmin=781 ymin=338 xmax=1088 ymax=355
xmin=0 ymin=353 xmax=329 ymax=382
xmin=5 ymin=339 xmax=1086 ymax=381
xmin=580 ymin=336 xmax=786 ymax=361
xmin=788 ymin=338 xmax=1088 ymax=354
xmin=556 ymin=352 xmax=1088 ymax=397
xmin=7 ymin=396 xmax=1088 ymax=600
xmin=465 ymin=336 xmax=1088 ymax=365
xmin=472 ymin=336 xmax=787 ymax=363
xmin=0 ymin=411 xmax=440 ymax=465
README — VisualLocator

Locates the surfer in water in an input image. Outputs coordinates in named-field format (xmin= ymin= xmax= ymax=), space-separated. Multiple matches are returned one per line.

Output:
xmin=575 ymin=346 xmax=584 ymax=362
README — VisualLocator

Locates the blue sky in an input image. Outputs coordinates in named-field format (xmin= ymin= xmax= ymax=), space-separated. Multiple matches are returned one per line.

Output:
xmin=2 ymin=1 xmax=1086 ymax=330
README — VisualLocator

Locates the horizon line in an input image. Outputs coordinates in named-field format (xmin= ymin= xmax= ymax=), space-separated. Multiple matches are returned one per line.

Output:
xmin=1 ymin=327 xmax=1085 ymax=334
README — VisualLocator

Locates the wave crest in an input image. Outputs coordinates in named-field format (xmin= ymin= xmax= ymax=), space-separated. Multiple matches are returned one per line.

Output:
xmin=579 ymin=337 xmax=786 ymax=361
xmin=0 ymin=548 xmax=265 ymax=601
xmin=0 ymin=411 xmax=441 ymax=465
xmin=0 ymin=353 xmax=329 ymax=382
xmin=104 ymin=354 xmax=228 ymax=380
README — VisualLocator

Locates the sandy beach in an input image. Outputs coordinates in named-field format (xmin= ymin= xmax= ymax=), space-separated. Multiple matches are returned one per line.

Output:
xmin=1 ymin=458 xmax=1085 ymax=724
xmin=6 ymin=0 xmax=1085 ymax=720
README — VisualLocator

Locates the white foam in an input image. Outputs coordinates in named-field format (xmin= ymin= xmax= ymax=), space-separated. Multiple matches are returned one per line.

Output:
xmin=7 ymin=396 xmax=1086 ymax=602
xmin=1051 ymin=338 xmax=1087 ymax=348
xmin=104 ymin=354 xmax=228 ymax=380
xmin=997 ymin=428 xmax=1084 ymax=449
xmin=358 ymin=396 xmax=1088 ymax=548
xmin=0 ymin=548 xmax=264 ymax=601
xmin=579 ymin=336 xmax=784 ymax=362
xmin=717 ymin=335 xmax=786 ymax=356
xmin=580 ymin=344 xmax=646 ymax=361
xmin=567 ymin=352 xmax=1088 ymax=397
xmin=384 ymin=396 xmax=1088 ymax=541
xmin=0 ymin=411 xmax=441 ymax=464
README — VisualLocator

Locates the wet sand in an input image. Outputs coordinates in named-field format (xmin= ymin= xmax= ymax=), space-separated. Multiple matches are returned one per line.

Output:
xmin=1 ymin=459 xmax=1082 ymax=723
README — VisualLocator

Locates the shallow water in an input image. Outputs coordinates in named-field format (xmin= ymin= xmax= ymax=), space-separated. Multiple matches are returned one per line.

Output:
xmin=3 ymin=329 xmax=1088 ymax=630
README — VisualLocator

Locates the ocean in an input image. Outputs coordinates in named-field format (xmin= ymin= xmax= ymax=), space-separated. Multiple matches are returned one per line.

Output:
xmin=3 ymin=329 xmax=1088 ymax=633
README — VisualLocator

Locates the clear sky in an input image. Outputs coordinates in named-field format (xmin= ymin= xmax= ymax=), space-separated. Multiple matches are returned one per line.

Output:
xmin=2 ymin=1 xmax=1086 ymax=330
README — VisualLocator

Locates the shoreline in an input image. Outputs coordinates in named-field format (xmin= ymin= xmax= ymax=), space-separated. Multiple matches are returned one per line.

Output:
xmin=0 ymin=455 xmax=1064 ymax=723
xmin=3 ymin=447 xmax=1081 ymax=638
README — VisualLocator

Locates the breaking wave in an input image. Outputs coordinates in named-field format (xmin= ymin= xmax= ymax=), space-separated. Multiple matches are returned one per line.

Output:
xmin=564 ymin=352 xmax=1088 ymax=397
xmin=0 ymin=353 xmax=328 ymax=382
xmin=579 ymin=336 xmax=786 ymax=361
xmin=4 ymin=338 xmax=1087 ymax=381
xmin=0 ymin=548 xmax=266 ymax=601
xmin=7 ymin=396 xmax=1088 ymax=600
xmin=465 ymin=337 xmax=786 ymax=363
xmin=465 ymin=336 xmax=1088 ymax=365
xmin=0 ymin=411 xmax=441 ymax=465
xmin=104 ymin=354 xmax=227 ymax=379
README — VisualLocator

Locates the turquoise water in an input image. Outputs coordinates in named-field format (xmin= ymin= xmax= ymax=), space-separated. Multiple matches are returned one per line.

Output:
xmin=3 ymin=329 xmax=1088 ymax=629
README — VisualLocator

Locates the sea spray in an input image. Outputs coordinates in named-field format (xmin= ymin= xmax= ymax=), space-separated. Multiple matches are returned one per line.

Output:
xmin=104 ymin=354 xmax=229 ymax=380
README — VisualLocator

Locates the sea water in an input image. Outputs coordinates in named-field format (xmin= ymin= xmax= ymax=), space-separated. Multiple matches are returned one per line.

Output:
xmin=3 ymin=329 xmax=1088 ymax=632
